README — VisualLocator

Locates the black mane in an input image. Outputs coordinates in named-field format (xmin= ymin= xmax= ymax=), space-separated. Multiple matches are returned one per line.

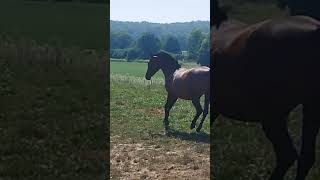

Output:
xmin=154 ymin=51 xmax=181 ymax=69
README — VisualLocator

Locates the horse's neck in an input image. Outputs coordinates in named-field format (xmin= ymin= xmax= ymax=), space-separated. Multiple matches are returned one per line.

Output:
xmin=161 ymin=67 xmax=177 ymax=91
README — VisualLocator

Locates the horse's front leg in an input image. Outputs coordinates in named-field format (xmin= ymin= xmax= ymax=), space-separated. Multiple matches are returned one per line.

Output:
xmin=262 ymin=119 xmax=298 ymax=180
xmin=163 ymin=93 xmax=177 ymax=135
xmin=295 ymin=105 xmax=320 ymax=180
xmin=190 ymin=97 xmax=203 ymax=129
xmin=196 ymin=93 xmax=209 ymax=132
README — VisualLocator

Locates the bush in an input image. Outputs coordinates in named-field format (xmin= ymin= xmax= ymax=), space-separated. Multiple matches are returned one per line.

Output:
xmin=110 ymin=49 xmax=128 ymax=59
xmin=126 ymin=48 xmax=141 ymax=61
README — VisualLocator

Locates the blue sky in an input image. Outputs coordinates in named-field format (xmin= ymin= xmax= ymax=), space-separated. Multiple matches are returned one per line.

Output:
xmin=110 ymin=0 xmax=210 ymax=23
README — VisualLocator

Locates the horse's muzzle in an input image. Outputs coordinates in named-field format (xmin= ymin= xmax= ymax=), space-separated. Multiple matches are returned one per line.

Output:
xmin=145 ymin=75 xmax=151 ymax=80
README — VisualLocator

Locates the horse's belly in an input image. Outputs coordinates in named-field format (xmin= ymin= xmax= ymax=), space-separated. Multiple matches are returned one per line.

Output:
xmin=171 ymin=77 xmax=209 ymax=100
xmin=214 ymin=88 xmax=299 ymax=122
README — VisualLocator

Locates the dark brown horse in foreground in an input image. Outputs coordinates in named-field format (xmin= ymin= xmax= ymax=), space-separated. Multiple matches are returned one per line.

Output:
xmin=145 ymin=51 xmax=210 ymax=134
xmin=212 ymin=5 xmax=320 ymax=180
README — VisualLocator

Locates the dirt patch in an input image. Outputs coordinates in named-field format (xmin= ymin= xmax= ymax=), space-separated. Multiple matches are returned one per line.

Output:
xmin=136 ymin=107 xmax=164 ymax=115
xmin=110 ymin=137 xmax=209 ymax=180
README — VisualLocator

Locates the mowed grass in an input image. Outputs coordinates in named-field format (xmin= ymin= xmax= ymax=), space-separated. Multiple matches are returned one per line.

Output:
xmin=110 ymin=61 xmax=210 ymax=179
xmin=110 ymin=59 xmax=199 ymax=78
xmin=111 ymin=60 xmax=162 ymax=78
xmin=0 ymin=0 xmax=108 ymax=49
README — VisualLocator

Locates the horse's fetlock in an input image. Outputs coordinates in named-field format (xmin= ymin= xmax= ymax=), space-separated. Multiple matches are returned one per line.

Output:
xmin=197 ymin=110 xmax=203 ymax=115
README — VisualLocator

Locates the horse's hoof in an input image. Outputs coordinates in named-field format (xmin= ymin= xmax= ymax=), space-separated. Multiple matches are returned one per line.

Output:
xmin=196 ymin=127 xmax=202 ymax=132
xmin=190 ymin=123 xmax=196 ymax=129
xmin=164 ymin=128 xmax=171 ymax=136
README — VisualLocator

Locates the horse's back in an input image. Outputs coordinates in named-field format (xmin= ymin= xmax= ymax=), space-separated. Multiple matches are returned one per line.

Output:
xmin=213 ymin=16 xmax=320 ymax=54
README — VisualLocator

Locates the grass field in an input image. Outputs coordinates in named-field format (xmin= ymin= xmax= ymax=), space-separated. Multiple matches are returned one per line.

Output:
xmin=0 ymin=0 xmax=107 ymax=50
xmin=110 ymin=59 xmax=198 ymax=78
xmin=110 ymin=60 xmax=210 ymax=179
xmin=212 ymin=106 xmax=320 ymax=180
xmin=0 ymin=1 xmax=108 ymax=178
xmin=0 ymin=38 xmax=107 ymax=179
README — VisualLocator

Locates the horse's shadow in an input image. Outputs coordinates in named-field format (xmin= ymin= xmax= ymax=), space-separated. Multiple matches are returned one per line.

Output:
xmin=165 ymin=128 xmax=210 ymax=144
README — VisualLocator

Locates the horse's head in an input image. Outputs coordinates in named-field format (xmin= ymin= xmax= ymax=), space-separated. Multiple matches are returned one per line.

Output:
xmin=145 ymin=55 xmax=161 ymax=80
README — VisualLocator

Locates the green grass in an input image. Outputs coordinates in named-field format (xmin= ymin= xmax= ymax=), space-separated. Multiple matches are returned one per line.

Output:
xmin=212 ymin=107 xmax=320 ymax=180
xmin=111 ymin=60 xmax=161 ymax=78
xmin=0 ymin=0 xmax=108 ymax=49
xmin=0 ymin=1 xmax=108 ymax=178
xmin=0 ymin=38 xmax=107 ymax=179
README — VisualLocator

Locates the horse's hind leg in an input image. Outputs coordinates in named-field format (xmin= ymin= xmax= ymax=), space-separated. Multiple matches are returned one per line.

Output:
xmin=190 ymin=98 xmax=203 ymax=129
xmin=196 ymin=94 xmax=209 ymax=132
xmin=262 ymin=119 xmax=298 ymax=180
xmin=163 ymin=93 xmax=177 ymax=134
xmin=295 ymin=104 xmax=320 ymax=180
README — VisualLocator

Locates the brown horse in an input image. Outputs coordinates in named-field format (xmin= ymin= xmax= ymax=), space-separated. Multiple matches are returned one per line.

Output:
xmin=212 ymin=3 xmax=320 ymax=180
xmin=145 ymin=51 xmax=210 ymax=134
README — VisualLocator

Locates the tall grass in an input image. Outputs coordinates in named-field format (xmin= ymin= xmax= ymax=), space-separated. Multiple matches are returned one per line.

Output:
xmin=0 ymin=35 xmax=107 ymax=179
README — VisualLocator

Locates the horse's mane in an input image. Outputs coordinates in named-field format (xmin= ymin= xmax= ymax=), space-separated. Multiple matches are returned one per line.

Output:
xmin=154 ymin=51 xmax=181 ymax=69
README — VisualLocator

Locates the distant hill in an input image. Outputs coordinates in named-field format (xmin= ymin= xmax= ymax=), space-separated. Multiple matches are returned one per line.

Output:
xmin=110 ymin=20 xmax=210 ymax=39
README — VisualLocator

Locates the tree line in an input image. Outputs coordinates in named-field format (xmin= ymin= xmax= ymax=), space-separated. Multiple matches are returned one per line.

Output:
xmin=110 ymin=21 xmax=210 ymax=65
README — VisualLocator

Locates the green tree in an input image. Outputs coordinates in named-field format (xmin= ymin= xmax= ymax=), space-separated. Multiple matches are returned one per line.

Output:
xmin=126 ymin=48 xmax=140 ymax=61
xmin=176 ymin=35 xmax=188 ymax=51
xmin=198 ymin=34 xmax=210 ymax=66
xmin=110 ymin=31 xmax=134 ymax=49
xmin=136 ymin=32 xmax=161 ymax=58
xmin=187 ymin=28 xmax=205 ymax=61
xmin=163 ymin=35 xmax=181 ymax=54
